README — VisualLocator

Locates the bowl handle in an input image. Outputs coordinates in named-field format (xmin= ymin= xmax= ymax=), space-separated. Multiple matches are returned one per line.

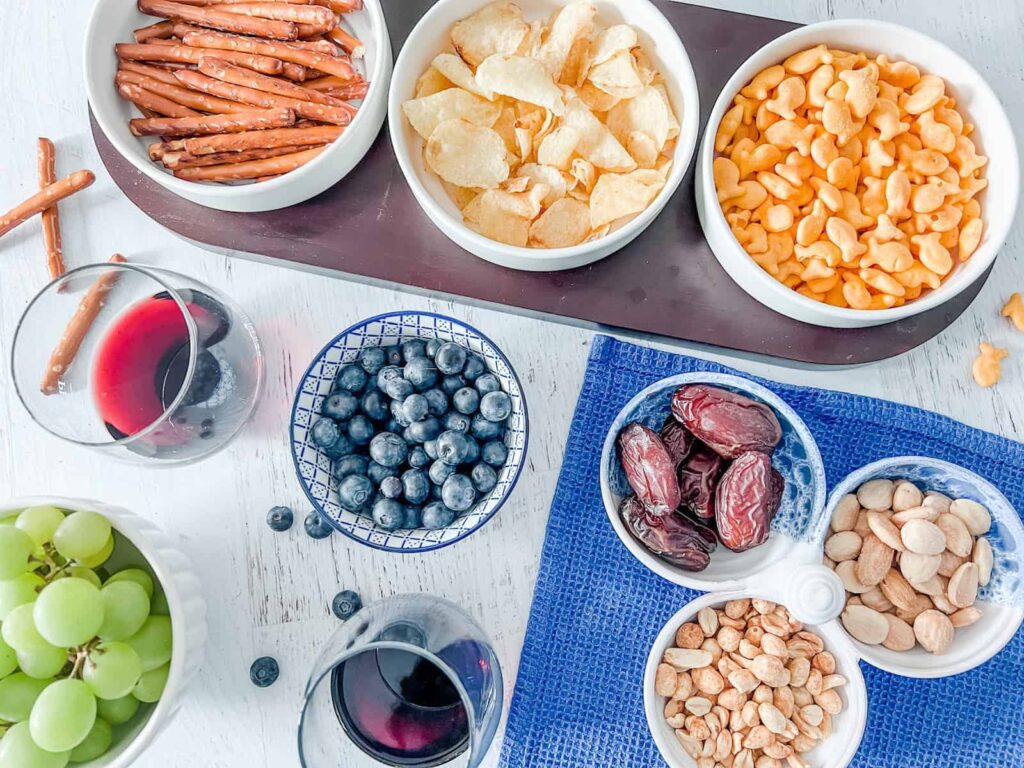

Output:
xmin=752 ymin=541 xmax=847 ymax=626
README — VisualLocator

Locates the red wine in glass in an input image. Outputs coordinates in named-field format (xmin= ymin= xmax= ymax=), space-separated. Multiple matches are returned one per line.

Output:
xmin=331 ymin=646 xmax=469 ymax=766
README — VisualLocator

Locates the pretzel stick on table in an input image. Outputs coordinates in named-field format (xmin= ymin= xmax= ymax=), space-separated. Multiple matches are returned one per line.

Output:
xmin=161 ymin=144 xmax=318 ymax=168
xmin=0 ymin=170 xmax=95 ymax=240
xmin=212 ymin=3 xmax=336 ymax=30
xmin=138 ymin=0 xmax=299 ymax=40
xmin=180 ymin=29 xmax=355 ymax=78
xmin=182 ymin=123 xmax=341 ymax=153
xmin=326 ymin=24 xmax=364 ymax=58
xmin=36 ymin=139 xmax=66 ymax=282
xmin=41 ymin=254 xmax=127 ymax=396
xmin=117 ymin=70 xmax=250 ymax=113
xmin=119 ymin=83 xmax=201 ymax=117
xmin=134 ymin=19 xmax=177 ymax=42
xmin=197 ymin=58 xmax=350 ymax=109
xmin=173 ymin=145 xmax=325 ymax=180
xmin=115 ymin=42 xmax=284 ymax=75
xmin=130 ymin=107 xmax=296 ymax=137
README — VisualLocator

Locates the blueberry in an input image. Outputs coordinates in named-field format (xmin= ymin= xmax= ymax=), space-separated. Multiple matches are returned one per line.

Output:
xmin=199 ymin=417 xmax=214 ymax=441
xmin=462 ymin=436 xmax=480 ymax=465
xmin=369 ymin=432 xmax=408 ymax=467
xmin=347 ymin=415 xmax=375 ymax=446
xmin=376 ymin=365 xmax=404 ymax=391
xmin=249 ymin=657 xmax=279 ymax=688
xmin=409 ymin=447 xmax=430 ymax=468
xmin=435 ymin=342 xmax=468 ymax=375
xmin=441 ymin=375 xmax=466 ymax=397
xmin=471 ymin=463 xmax=498 ymax=494
xmin=431 ymin=484 xmax=444 ymax=500
xmin=383 ymin=345 xmax=404 ymax=366
xmin=390 ymin=399 xmax=412 ymax=428
xmin=423 ymin=440 xmax=439 ymax=460
xmin=425 ymin=339 xmax=441 ymax=359
xmin=401 ymin=469 xmax=430 ymax=505
xmin=266 ymin=506 xmax=293 ymax=532
xmin=452 ymin=387 xmax=480 ymax=415
xmin=304 ymin=511 xmax=333 ymax=539
xmin=479 ymin=391 xmax=512 ymax=422
xmin=404 ymin=357 xmax=438 ymax=391
xmin=359 ymin=346 xmax=386 ymax=375
xmin=182 ymin=349 xmax=222 ymax=406
xmin=443 ymin=412 xmax=471 ymax=433
xmin=333 ymin=455 xmax=368 ymax=481
xmin=423 ymin=388 xmax=448 ymax=416
xmin=367 ymin=461 xmax=399 ymax=485
xmin=311 ymin=417 xmax=341 ymax=448
xmin=462 ymin=354 xmax=486 ymax=381
xmin=401 ymin=394 xmax=429 ymax=423
xmin=183 ymin=290 xmax=232 ymax=347
xmin=331 ymin=590 xmax=362 ymax=620
xmin=474 ymin=373 xmax=500 ymax=395
xmin=422 ymin=502 xmax=456 ymax=530
xmin=380 ymin=476 xmax=403 ymax=500
xmin=481 ymin=440 xmax=508 ymax=467
xmin=403 ymin=505 xmax=422 ymax=529
xmin=401 ymin=339 xmax=428 ymax=361
xmin=428 ymin=459 xmax=456 ymax=485
xmin=372 ymin=498 xmax=405 ymax=531
xmin=338 ymin=474 xmax=374 ymax=510
xmin=385 ymin=377 xmax=414 ymax=401
xmin=360 ymin=390 xmax=390 ymax=422
xmin=436 ymin=430 xmax=470 ymax=465
xmin=336 ymin=364 xmax=368 ymax=393
xmin=471 ymin=414 xmax=503 ymax=440
xmin=322 ymin=433 xmax=353 ymax=459
xmin=442 ymin=474 xmax=477 ymax=512
xmin=405 ymin=417 xmax=440 ymax=443
xmin=322 ymin=391 xmax=358 ymax=421
xmin=385 ymin=418 xmax=404 ymax=435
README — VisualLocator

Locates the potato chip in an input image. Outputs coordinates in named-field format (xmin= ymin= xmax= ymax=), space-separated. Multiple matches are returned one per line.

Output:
xmin=530 ymin=197 xmax=591 ymax=248
xmin=492 ymin=105 xmax=519 ymax=154
xmin=491 ymin=183 xmax=549 ymax=219
xmin=589 ymin=169 xmax=665 ymax=228
xmin=442 ymin=180 xmax=483 ymax=210
xmin=632 ymin=48 xmax=658 ymax=87
xmin=570 ymin=157 xmax=596 ymax=192
xmin=476 ymin=54 xmax=566 ymax=115
xmin=606 ymin=85 xmax=671 ymax=151
xmin=562 ymin=98 xmax=636 ymax=171
xmin=534 ymin=1 xmax=596 ymax=77
xmin=576 ymin=81 xmax=620 ymax=113
xmin=585 ymin=222 xmax=612 ymax=242
xmin=560 ymin=36 xmax=591 ymax=87
xmin=426 ymin=119 xmax=510 ymax=188
xmin=517 ymin=18 xmax=544 ymax=56
xmin=627 ymin=130 xmax=659 ymax=169
xmin=415 ymin=67 xmax=454 ymax=98
xmin=516 ymin=163 xmax=568 ymax=207
xmin=502 ymin=176 xmax=531 ymax=193
xmin=464 ymin=192 xmax=531 ymax=247
xmin=514 ymin=126 xmax=533 ymax=162
xmin=656 ymin=156 xmax=674 ymax=178
xmin=588 ymin=50 xmax=644 ymax=99
xmin=403 ymin=88 xmax=502 ymax=140
xmin=654 ymin=84 xmax=680 ymax=141
xmin=432 ymin=53 xmax=493 ymax=99
xmin=589 ymin=24 xmax=637 ymax=69
xmin=451 ymin=1 xmax=530 ymax=67
xmin=537 ymin=125 xmax=580 ymax=170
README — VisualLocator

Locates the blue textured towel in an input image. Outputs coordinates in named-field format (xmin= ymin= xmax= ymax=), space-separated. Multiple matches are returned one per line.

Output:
xmin=500 ymin=335 xmax=1024 ymax=768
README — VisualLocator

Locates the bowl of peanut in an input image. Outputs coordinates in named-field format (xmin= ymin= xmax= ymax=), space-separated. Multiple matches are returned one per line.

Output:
xmin=696 ymin=20 xmax=1019 ymax=328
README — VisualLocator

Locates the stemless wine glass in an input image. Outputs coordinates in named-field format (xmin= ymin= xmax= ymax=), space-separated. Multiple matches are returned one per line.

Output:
xmin=11 ymin=262 xmax=263 ymax=465
xmin=298 ymin=595 xmax=503 ymax=768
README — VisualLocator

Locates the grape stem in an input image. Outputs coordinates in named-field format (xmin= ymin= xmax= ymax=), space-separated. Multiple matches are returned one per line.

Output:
xmin=69 ymin=639 xmax=99 ymax=679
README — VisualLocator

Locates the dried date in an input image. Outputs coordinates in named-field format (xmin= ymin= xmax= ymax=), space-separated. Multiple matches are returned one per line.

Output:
xmin=671 ymin=385 xmax=783 ymax=459
xmin=677 ymin=443 xmax=724 ymax=519
xmin=714 ymin=451 xmax=784 ymax=552
xmin=617 ymin=422 xmax=681 ymax=515
xmin=620 ymin=495 xmax=716 ymax=571
xmin=660 ymin=418 xmax=694 ymax=467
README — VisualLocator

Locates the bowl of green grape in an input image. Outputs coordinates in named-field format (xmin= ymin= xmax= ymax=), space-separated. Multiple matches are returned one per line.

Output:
xmin=0 ymin=497 xmax=207 ymax=767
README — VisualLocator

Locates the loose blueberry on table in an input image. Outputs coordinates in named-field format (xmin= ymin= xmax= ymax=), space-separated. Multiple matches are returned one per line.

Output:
xmin=331 ymin=590 xmax=363 ymax=620
xmin=249 ymin=657 xmax=279 ymax=688
xmin=266 ymin=505 xmax=294 ymax=532
xmin=310 ymin=339 xmax=513 ymax=533
xmin=303 ymin=511 xmax=334 ymax=540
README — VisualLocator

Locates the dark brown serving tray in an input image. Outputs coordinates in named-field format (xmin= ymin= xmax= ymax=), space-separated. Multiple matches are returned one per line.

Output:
xmin=91 ymin=0 xmax=987 ymax=365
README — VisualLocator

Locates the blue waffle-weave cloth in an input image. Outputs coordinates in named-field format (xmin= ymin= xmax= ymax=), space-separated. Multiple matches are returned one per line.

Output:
xmin=500 ymin=335 xmax=1024 ymax=768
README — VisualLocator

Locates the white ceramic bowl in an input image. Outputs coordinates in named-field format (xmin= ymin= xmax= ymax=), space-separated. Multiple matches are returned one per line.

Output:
xmin=388 ymin=0 xmax=700 ymax=272
xmin=695 ymin=19 xmax=1020 ymax=328
xmin=84 ymin=0 xmax=392 ymax=212
xmin=0 ymin=497 xmax=207 ymax=767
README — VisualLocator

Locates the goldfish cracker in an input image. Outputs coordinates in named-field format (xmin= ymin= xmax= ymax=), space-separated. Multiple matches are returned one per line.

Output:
xmin=959 ymin=217 xmax=983 ymax=261
xmin=893 ymin=261 xmax=942 ymax=290
xmin=916 ymin=203 xmax=962 ymax=234
xmin=870 ymin=294 xmax=901 ymax=309
xmin=726 ymin=210 xmax=751 ymax=228
xmin=859 ymin=267 xmax=906 ymax=296
xmin=733 ymin=141 xmax=782 ymax=179
xmin=876 ymin=55 xmax=920 ymax=89
xmin=714 ymin=157 xmax=744 ymax=201
xmin=764 ymin=120 xmax=815 ymax=156
xmin=902 ymin=285 xmax=923 ymax=301
xmin=955 ymin=174 xmax=988 ymax=203
xmin=741 ymin=223 xmax=769 ymax=254
xmin=915 ymin=110 xmax=956 ymax=153
xmin=800 ymin=257 xmax=835 ymax=282
xmin=829 ymin=49 xmax=865 ymax=71
xmin=862 ymin=138 xmax=895 ymax=178
xmin=810 ymin=133 xmax=839 ymax=169
xmin=911 ymin=183 xmax=945 ymax=214
xmin=715 ymin=103 xmax=744 ymax=152
xmin=775 ymin=257 xmax=803 ymax=281
xmin=836 ymin=135 xmax=864 ymax=165
xmin=908 ymin=148 xmax=949 ymax=176
xmin=806 ymin=64 xmax=835 ymax=108
xmin=733 ymin=94 xmax=759 ymax=125
xmin=939 ymin=226 xmax=960 ymax=250
xmin=861 ymin=212 xmax=903 ymax=243
xmin=757 ymin=170 xmax=801 ymax=200
xmin=839 ymin=191 xmax=876 ymax=230
xmin=904 ymin=74 xmax=946 ymax=115
xmin=933 ymin=106 xmax=964 ymax=136
xmin=861 ymin=238 xmax=911 ymax=272
xmin=796 ymin=198 xmax=828 ymax=246
xmin=825 ymin=80 xmax=848 ymax=101
xmin=741 ymin=64 xmax=786 ymax=100
xmin=729 ymin=180 xmax=769 ymax=211
xmin=796 ymin=285 xmax=826 ymax=302
xmin=884 ymin=169 xmax=912 ymax=218
xmin=795 ymin=240 xmax=842 ymax=267
xmin=838 ymin=65 xmax=879 ymax=119
xmin=972 ymin=343 xmax=1007 ymax=388
xmin=809 ymin=177 xmax=843 ymax=212
xmin=867 ymin=98 xmax=910 ymax=142
xmin=826 ymin=156 xmax=858 ymax=190
xmin=755 ymin=100 xmax=781 ymax=133
xmin=765 ymin=76 xmax=807 ymax=120
xmin=764 ymin=203 xmax=794 ymax=233
xmin=841 ymin=271 xmax=872 ymax=309
xmin=824 ymin=279 xmax=849 ymax=307
xmin=773 ymin=159 xmax=804 ymax=188
xmin=826 ymin=216 xmax=867 ymax=263
xmin=822 ymin=99 xmax=861 ymax=146
xmin=807 ymin=272 xmax=840 ymax=293
xmin=951 ymin=135 xmax=988 ymax=177
xmin=1001 ymin=293 xmax=1024 ymax=332
xmin=784 ymin=44 xmax=831 ymax=75
xmin=911 ymin=232 xmax=953 ymax=275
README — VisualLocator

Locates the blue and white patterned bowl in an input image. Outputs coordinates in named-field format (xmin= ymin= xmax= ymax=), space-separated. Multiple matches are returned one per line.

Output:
xmin=290 ymin=312 xmax=528 ymax=553
xmin=600 ymin=372 xmax=827 ymax=591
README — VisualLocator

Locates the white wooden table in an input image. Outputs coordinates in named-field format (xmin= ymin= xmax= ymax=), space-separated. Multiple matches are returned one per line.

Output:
xmin=0 ymin=1 xmax=1022 ymax=765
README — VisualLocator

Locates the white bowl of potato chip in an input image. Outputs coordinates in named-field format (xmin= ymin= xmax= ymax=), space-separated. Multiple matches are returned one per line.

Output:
xmin=388 ymin=0 xmax=699 ymax=271
xmin=695 ymin=20 xmax=1019 ymax=328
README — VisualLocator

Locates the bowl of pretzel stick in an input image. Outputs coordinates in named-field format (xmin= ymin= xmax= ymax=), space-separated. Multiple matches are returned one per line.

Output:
xmin=84 ymin=0 xmax=392 ymax=212
xmin=696 ymin=19 xmax=1019 ymax=328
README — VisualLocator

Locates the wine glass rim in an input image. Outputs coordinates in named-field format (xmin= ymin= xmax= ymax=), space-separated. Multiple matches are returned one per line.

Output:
xmin=11 ymin=262 xmax=200 ymax=449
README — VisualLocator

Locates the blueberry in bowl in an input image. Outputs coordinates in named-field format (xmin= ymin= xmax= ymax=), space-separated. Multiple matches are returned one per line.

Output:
xmin=290 ymin=312 xmax=527 ymax=553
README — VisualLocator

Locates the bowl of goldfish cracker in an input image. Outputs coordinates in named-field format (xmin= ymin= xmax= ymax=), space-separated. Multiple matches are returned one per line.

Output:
xmin=696 ymin=20 xmax=1019 ymax=328
xmin=388 ymin=0 xmax=699 ymax=272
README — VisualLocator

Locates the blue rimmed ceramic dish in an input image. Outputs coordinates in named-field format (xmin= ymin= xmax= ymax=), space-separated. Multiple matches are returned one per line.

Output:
xmin=290 ymin=311 xmax=528 ymax=553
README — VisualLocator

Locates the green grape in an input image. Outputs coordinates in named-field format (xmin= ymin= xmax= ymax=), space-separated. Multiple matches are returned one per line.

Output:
xmin=150 ymin=587 xmax=170 ymax=616
xmin=96 ymin=694 xmax=139 ymax=726
xmin=0 ymin=721 xmax=70 ymax=768
xmin=0 ymin=636 xmax=17 ymax=679
xmin=16 ymin=645 xmax=69 ymax=680
xmin=126 ymin=616 xmax=172 ymax=672
xmin=77 ymin=535 xmax=115 ymax=569
xmin=82 ymin=642 xmax=142 ymax=700
xmin=63 ymin=566 xmax=101 ymax=589
xmin=97 ymin=581 xmax=150 ymax=642
xmin=69 ymin=717 xmax=112 ymax=763
xmin=132 ymin=662 xmax=169 ymax=704
xmin=0 ymin=572 xmax=43 ymax=621
xmin=52 ymin=512 xmax=111 ymax=562
xmin=28 ymin=678 xmax=96 ymax=753
xmin=2 ymin=604 xmax=55 ymax=653
xmin=0 ymin=527 xmax=35 ymax=581
xmin=0 ymin=673 xmax=52 ymax=722
xmin=0 ymin=514 xmax=17 ymax=526
xmin=15 ymin=507 xmax=65 ymax=548
xmin=105 ymin=568 xmax=155 ymax=599
xmin=33 ymin=578 xmax=104 ymax=648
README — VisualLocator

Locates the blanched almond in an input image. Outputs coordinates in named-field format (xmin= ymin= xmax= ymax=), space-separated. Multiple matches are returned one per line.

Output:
xmin=758 ymin=702 xmax=788 ymax=734
xmin=856 ymin=478 xmax=894 ymax=510
xmin=895 ymin=593 xmax=934 ymax=623
xmin=841 ymin=604 xmax=889 ymax=644
xmin=860 ymin=586 xmax=893 ymax=612
xmin=836 ymin=560 xmax=872 ymax=594
xmin=830 ymin=493 xmax=860 ymax=531
xmin=880 ymin=568 xmax=917 ymax=610
xmin=950 ymin=606 xmax=983 ymax=628
xmin=813 ymin=687 xmax=843 ymax=715
xmin=937 ymin=550 xmax=965 ymax=578
xmin=750 ymin=653 xmax=788 ymax=686
xmin=892 ymin=480 xmax=924 ymax=511
xmin=824 ymin=531 xmax=862 ymax=561
xmin=892 ymin=505 xmax=939 ymax=525
xmin=901 ymin=518 xmax=946 ymax=555
xmin=922 ymin=491 xmax=952 ymax=514
xmin=909 ymin=574 xmax=944 ymax=596
xmin=881 ymin=614 xmax=916 ymax=651
xmin=931 ymin=593 xmax=957 ymax=614
xmin=913 ymin=609 xmax=954 ymax=654
xmin=899 ymin=551 xmax=941 ymax=583
xmin=855 ymin=534 xmax=894 ymax=586
xmin=949 ymin=498 xmax=991 ymax=536
xmin=973 ymin=537 xmax=993 ymax=586
xmin=947 ymin=561 xmax=979 ymax=608
xmin=743 ymin=724 xmax=772 ymax=749
xmin=866 ymin=511 xmax=905 ymax=551
xmin=936 ymin=513 xmax=972 ymax=557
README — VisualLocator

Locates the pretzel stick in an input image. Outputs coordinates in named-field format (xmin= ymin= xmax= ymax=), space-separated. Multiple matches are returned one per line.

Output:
xmin=327 ymin=23 xmax=363 ymax=58
xmin=161 ymin=144 xmax=318 ymax=167
xmin=212 ymin=3 xmax=335 ymax=29
xmin=119 ymin=60 xmax=184 ymax=86
xmin=138 ymin=0 xmax=299 ymax=40
xmin=181 ymin=29 xmax=355 ymax=78
xmin=175 ymin=0 xmax=316 ymax=4
xmin=131 ymin=108 xmax=296 ymax=137
xmin=314 ymin=0 xmax=362 ymax=12
xmin=117 ymin=70 xmax=250 ymax=114
xmin=174 ymin=69 xmax=352 ymax=124
xmin=325 ymin=81 xmax=367 ymax=100
xmin=173 ymin=145 xmax=324 ymax=180
xmin=36 ymin=139 xmax=66 ymax=281
xmin=134 ymin=20 xmax=177 ymax=42
xmin=197 ymin=58 xmax=349 ymax=109
xmin=183 ymin=123 xmax=341 ymax=153
xmin=0 ymin=170 xmax=95 ymax=240
xmin=115 ymin=42 xmax=284 ymax=75
xmin=41 ymin=254 xmax=127 ymax=395
xmin=254 ymin=174 xmax=281 ymax=182
xmin=119 ymin=83 xmax=201 ymax=118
